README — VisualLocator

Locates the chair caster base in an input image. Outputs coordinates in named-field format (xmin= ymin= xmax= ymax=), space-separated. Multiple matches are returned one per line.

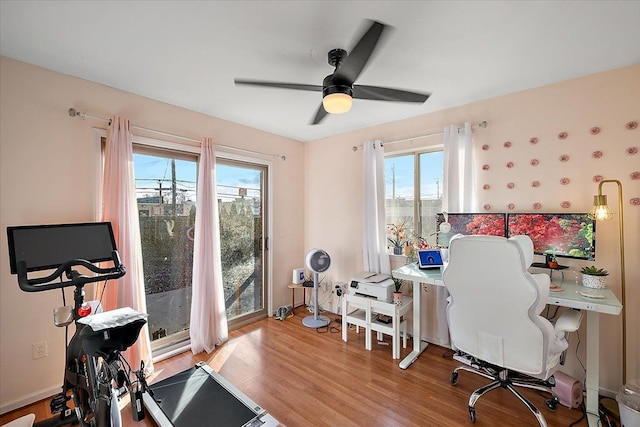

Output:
xmin=468 ymin=406 xmax=476 ymax=423
xmin=545 ymin=398 xmax=558 ymax=412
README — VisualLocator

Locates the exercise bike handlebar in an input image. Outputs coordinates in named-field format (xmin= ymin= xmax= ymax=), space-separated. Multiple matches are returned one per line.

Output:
xmin=17 ymin=250 xmax=126 ymax=292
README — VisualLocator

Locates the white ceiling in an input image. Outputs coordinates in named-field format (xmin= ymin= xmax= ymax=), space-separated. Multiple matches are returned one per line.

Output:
xmin=1 ymin=1 xmax=639 ymax=142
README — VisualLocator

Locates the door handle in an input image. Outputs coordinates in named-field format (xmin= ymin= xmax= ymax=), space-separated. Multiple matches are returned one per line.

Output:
xmin=258 ymin=237 xmax=269 ymax=251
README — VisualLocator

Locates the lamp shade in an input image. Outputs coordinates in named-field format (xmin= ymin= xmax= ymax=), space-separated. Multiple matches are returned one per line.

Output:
xmin=322 ymin=93 xmax=352 ymax=114
xmin=590 ymin=194 xmax=614 ymax=220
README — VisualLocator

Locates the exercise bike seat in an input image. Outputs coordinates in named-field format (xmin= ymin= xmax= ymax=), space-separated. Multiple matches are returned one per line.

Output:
xmin=78 ymin=307 xmax=147 ymax=357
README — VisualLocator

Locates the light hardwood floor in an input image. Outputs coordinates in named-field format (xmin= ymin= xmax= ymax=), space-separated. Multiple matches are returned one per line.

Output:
xmin=2 ymin=308 xmax=588 ymax=426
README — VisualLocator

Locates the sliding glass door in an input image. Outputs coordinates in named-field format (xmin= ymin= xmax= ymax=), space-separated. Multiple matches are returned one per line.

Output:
xmin=130 ymin=146 xmax=269 ymax=352
xmin=216 ymin=158 xmax=268 ymax=325
xmin=134 ymin=149 xmax=197 ymax=351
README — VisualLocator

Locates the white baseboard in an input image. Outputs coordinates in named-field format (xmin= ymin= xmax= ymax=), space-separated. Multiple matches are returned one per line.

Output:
xmin=0 ymin=385 xmax=60 ymax=415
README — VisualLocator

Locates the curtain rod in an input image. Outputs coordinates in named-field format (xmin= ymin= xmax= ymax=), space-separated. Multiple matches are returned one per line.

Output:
xmin=68 ymin=108 xmax=286 ymax=161
xmin=351 ymin=120 xmax=488 ymax=152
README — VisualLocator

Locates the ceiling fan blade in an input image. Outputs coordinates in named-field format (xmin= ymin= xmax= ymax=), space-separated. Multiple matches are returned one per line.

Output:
xmin=353 ymin=85 xmax=431 ymax=103
xmin=334 ymin=20 xmax=388 ymax=85
xmin=310 ymin=104 xmax=328 ymax=125
xmin=234 ymin=79 xmax=322 ymax=92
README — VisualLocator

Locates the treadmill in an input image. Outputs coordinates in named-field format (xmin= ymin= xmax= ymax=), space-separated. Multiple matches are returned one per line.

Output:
xmin=143 ymin=362 xmax=279 ymax=427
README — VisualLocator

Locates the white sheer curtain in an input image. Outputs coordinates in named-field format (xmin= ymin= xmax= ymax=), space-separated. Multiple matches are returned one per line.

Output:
xmin=426 ymin=121 xmax=476 ymax=348
xmin=101 ymin=116 xmax=154 ymax=374
xmin=443 ymin=122 xmax=475 ymax=212
xmin=362 ymin=140 xmax=391 ymax=274
xmin=190 ymin=137 xmax=228 ymax=354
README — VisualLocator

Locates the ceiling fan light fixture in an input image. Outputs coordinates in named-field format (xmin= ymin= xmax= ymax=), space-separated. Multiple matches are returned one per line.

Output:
xmin=322 ymin=92 xmax=352 ymax=114
xmin=322 ymin=83 xmax=353 ymax=114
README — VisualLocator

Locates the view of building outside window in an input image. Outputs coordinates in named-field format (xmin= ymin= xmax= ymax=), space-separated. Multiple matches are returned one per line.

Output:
xmin=385 ymin=151 xmax=443 ymax=255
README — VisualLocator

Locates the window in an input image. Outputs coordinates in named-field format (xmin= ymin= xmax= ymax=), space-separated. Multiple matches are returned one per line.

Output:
xmin=96 ymin=130 xmax=272 ymax=356
xmin=385 ymin=150 xmax=444 ymax=251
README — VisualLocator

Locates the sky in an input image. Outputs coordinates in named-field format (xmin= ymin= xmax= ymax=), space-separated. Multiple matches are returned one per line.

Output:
xmin=385 ymin=151 xmax=443 ymax=200
xmin=134 ymin=149 xmax=443 ymax=204
xmin=133 ymin=153 xmax=262 ymax=203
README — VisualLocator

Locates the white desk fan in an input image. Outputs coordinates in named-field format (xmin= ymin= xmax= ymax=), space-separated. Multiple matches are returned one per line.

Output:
xmin=302 ymin=249 xmax=331 ymax=328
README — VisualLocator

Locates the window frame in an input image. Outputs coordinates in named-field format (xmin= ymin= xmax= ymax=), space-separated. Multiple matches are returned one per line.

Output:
xmin=384 ymin=145 xmax=444 ymax=249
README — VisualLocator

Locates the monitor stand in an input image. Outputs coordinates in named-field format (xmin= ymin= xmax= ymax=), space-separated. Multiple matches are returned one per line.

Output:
xmin=531 ymin=262 xmax=568 ymax=270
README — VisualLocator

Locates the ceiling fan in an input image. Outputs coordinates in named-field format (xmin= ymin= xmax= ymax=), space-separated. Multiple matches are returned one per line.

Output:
xmin=234 ymin=20 xmax=431 ymax=125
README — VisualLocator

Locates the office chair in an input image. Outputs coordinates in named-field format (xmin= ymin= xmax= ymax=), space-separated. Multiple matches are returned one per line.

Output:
xmin=443 ymin=234 xmax=582 ymax=427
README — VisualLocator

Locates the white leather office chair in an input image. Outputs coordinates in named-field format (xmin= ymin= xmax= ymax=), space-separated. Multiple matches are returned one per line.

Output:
xmin=443 ymin=234 xmax=582 ymax=427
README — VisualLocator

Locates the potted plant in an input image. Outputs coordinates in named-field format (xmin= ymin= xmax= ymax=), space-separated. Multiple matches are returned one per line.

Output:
xmin=387 ymin=221 xmax=407 ymax=255
xmin=548 ymin=254 xmax=559 ymax=269
xmin=392 ymin=277 xmax=404 ymax=305
xmin=581 ymin=266 xmax=609 ymax=289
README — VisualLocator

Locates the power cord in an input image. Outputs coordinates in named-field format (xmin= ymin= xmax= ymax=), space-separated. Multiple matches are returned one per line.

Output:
xmin=569 ymin=402 xmax=586 ymax=427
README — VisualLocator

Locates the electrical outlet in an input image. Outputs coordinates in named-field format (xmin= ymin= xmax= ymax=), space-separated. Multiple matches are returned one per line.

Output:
xmin=33 ymin=341 xmax=47 ymax=359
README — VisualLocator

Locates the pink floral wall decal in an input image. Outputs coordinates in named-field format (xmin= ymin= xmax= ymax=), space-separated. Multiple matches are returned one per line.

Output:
xmin=483 ymin=204 xmax=491 ymax=210
xmin=507 ymin=203 xmax=515 ymax=210
xmin=503 ymin=141 xmax=512 ymax=148
xmin=560 ymin=177 xmax=570 ymax=185
xmin=559 ymin=154 xmax=570 ymax=162
xmin=630 ymin=198 xmax=640 ymax=206
xmin=561 ymin=201 xmax=571 ymax=208
xmin=482 ymin=164 xmax=490 ymax=171
xmin=506 ymin=161 xmax=514 ymax=168
xmin=558 ymin=132 xmax=568 ymax=140
xmin=627 ymin=147 xmax=638 ymax=155
xmin=530 ymin=137 xmax=538 ymax=144
xmin=507 ymin=182 xmax=515 ymax=189
xmin=631 ymin=171 xmax=640 ymax=180
xmin=590 ymin=127 xmax=601 ymax=135
xmin=532 ymin=180 xmax=540 ymax=188
xmin=593 ymin=175 xmax=604 ymax=183
xmin=482 ymin=144 xmax=490 ymax=151
xmin=530 ymin=159 xmax=539 ymax=166
xmin=533 ymin=203 xmax=542 ymax=210
xmin=626 ymin=121 xmax=638 ymax=130
xmin=483 ymin=184 xmax=490 ymax=190
xmin=592 ymin=151 xmax=603 ymax=159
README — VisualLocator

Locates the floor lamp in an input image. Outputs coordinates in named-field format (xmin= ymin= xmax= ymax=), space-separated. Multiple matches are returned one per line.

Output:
xmin=590 ymin=179 xmax=627 ymax=383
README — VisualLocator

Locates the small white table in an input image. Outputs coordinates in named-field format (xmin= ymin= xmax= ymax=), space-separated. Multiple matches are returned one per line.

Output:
xmin=342 ymin=294 xmax=412 ymax=359
xmin=392 ymin=262 xmax=622 ymax=427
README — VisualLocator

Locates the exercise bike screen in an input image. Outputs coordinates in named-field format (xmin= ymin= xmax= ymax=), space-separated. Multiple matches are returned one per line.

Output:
xmin=149 ymin=366 xmax=259 ymax=427
xmin=7 ymin=222 xmax=117 ymax=274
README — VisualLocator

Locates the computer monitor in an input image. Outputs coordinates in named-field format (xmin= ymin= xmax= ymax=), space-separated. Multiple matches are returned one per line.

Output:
xmin=7 ymin=222 xmax=117 ymax=274
xmin=435 ymin=213 xmax=506 ymax=247
xmin=507 ymin=213 xmax=595 ymax=261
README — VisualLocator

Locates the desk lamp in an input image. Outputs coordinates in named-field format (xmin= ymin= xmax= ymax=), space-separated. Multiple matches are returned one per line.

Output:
xmin=589 ymin=179 xmax=627 ymax=383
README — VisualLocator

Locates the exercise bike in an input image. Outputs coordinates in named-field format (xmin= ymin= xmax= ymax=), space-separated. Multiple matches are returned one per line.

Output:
xmin=7 ymin=222 xmax=148 ymax=427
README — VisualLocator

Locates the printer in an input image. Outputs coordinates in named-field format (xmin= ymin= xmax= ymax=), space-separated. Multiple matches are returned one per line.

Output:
xmin=348 ymin=272 xmax=394 ymax=303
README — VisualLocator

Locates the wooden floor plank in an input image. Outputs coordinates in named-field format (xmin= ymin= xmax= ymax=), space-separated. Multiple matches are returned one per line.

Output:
xmin=1 ymin=310 xmax=588 ymax=426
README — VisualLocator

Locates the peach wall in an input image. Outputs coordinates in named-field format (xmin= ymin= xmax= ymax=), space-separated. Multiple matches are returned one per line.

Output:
xmin=305 ymin=64 xmax=639 ymax=393
xmin=0 ymin=56 xmax=305 ymax=410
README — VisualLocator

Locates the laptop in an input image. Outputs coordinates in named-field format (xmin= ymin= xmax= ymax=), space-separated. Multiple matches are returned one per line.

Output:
xmin=417 ymin=249 xmax=444 ymax=269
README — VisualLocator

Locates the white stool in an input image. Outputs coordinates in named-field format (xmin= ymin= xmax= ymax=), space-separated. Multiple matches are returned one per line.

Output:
xmin=342 ymin=294 xmax=412 ymax=359
xmin=342 ymin=294 xmax=371 ymax=349
xmin=370 ymin=298 xmax=411 ymax=359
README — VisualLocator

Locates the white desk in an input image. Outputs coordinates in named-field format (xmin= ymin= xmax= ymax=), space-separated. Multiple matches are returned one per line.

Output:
xmin=392 ymin=262 xmax=622 ymax=426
